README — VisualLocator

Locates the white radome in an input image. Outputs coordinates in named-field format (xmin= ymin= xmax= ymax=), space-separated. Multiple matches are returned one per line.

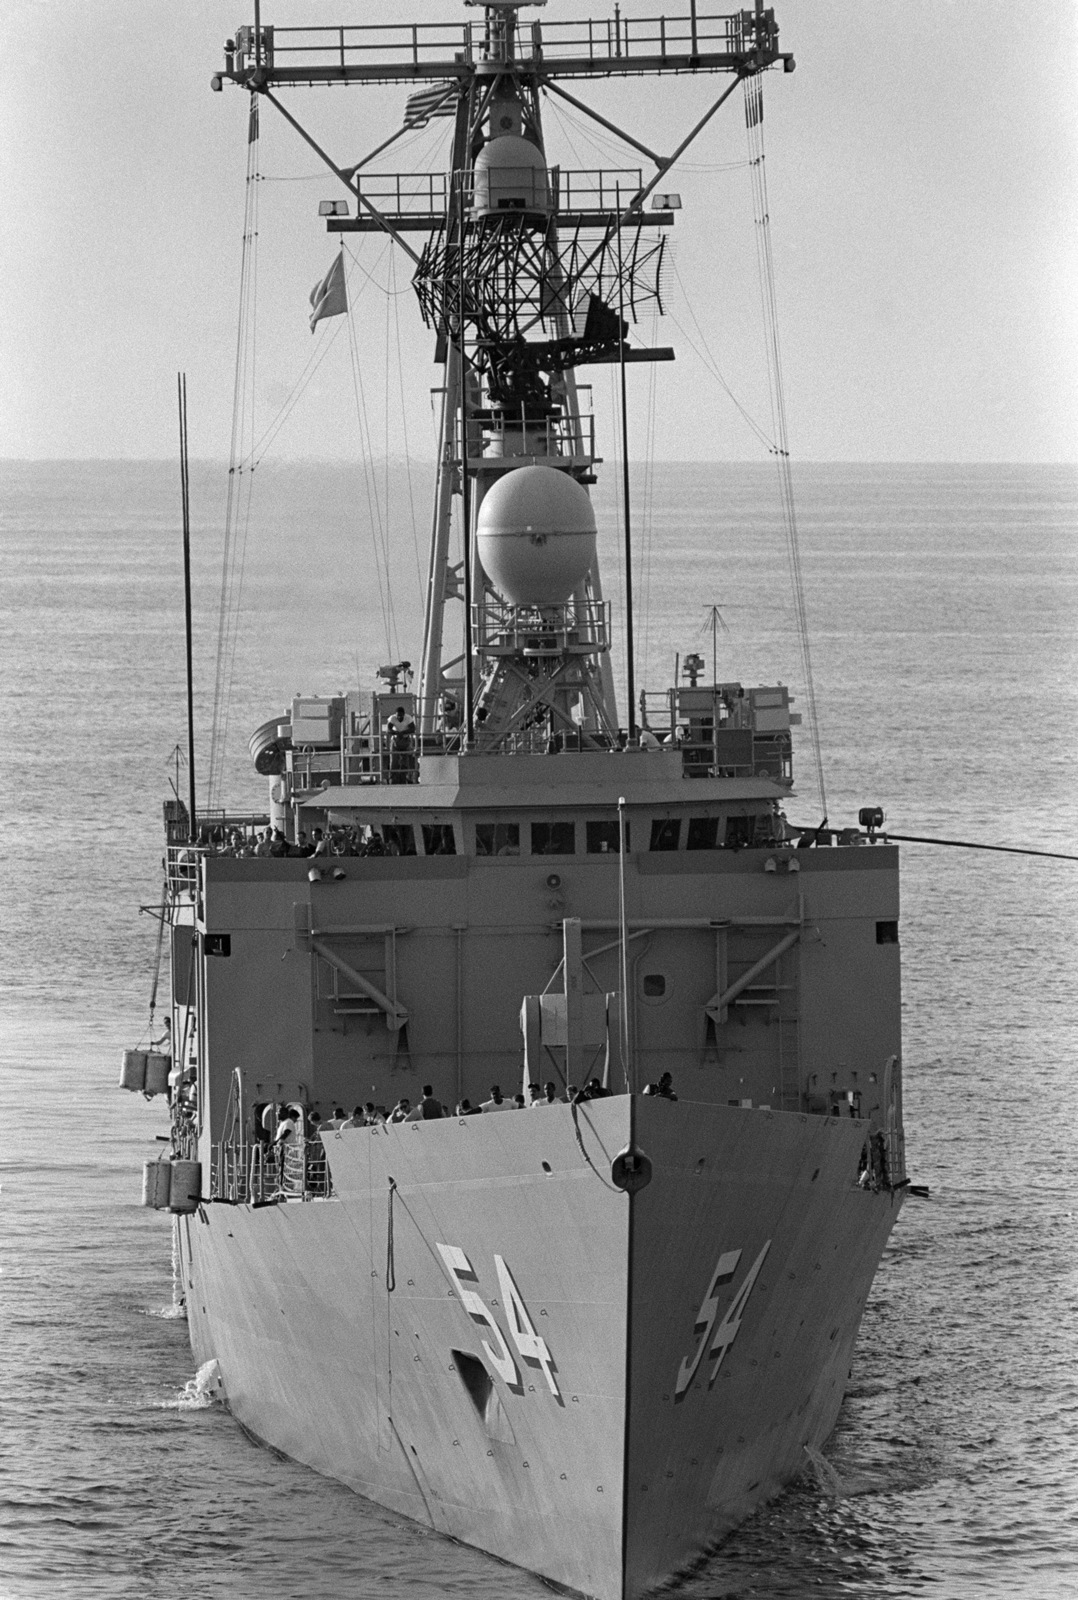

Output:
xmin=476 ymin=465 xmax=597 ymax=607
xmin=472 ymin=134 xmax=549 ymax=216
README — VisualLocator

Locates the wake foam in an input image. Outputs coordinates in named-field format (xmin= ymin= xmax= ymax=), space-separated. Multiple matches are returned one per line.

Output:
xmin=803 ymin=1443 xmax=889 ymax=1497
xmin=160 ymin=1358 xmax=223 ymax=1411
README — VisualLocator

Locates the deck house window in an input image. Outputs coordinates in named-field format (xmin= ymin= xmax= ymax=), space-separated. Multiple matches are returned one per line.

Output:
xmin=649 ymin=818 xmax=680 ymax=851
xmin=586 ymin=820 xmax=627 ymax=854
xmin=422 ymin=823 xmax=456 ymax=855
xmin=381 ymin=823 xmax=417 ymax=856
xmin=687 ymin=816 xmax=720 ymax=850
xmin=724 ymin=816 xmax=755 ymax=849
xmin=531 ymin=821 xmax=575 ymax=855
xmin=475 ymin=823 xmax=520 ymax=856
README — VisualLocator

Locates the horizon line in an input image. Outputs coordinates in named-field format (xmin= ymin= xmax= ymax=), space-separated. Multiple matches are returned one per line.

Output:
xmin=2 ymin=456 xmax=1076 ymax=470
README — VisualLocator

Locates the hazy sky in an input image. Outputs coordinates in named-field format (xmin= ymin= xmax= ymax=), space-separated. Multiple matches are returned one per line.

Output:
xmin=2 ymin=0 xmax=1076 ymax=462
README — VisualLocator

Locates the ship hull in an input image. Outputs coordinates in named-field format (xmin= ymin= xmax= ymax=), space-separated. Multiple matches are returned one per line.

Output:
xmin=178 ymin=1096 xmax=900 ymax=1599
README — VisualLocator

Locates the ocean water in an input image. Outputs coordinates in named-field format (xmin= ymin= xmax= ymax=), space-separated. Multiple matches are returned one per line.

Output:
xmin=1 ymin=459 xmax=1076 ymax=1599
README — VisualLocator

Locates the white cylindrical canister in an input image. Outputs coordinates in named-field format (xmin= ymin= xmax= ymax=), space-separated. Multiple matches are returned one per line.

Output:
xmin=168 ymin=1160 xmax=202 ymax=1214
xmin=120 ymin=1051 xmax=147 ymax=1092
xmin=143 ymin=1053 xmax=171 ymax=1096
xmin=142 ymin=1160 xmax=173 ymax=1209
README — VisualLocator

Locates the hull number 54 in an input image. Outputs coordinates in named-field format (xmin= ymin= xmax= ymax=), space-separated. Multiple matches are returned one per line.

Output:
xmin=437 ymin=1243 xmax=561 ymax=1401
xmin=674 ymin=1240 xmax=771 ymax=1400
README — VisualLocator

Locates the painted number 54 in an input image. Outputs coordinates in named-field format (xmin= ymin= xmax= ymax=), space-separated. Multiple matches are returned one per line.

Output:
xmin=437 ymin=1242 xmax=561 ymax=1401
xmin=674 ymin=1240 xmax=771 ymax=1400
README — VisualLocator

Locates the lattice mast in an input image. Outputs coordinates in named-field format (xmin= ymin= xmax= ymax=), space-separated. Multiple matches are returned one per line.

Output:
xmin=214 ymin=1 xmax=792 ymax=749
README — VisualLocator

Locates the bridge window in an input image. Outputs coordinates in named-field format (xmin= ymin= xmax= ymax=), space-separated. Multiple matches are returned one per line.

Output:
xmin=649 ymin=818 xmax=681 ymax=851
xmin=531 ymin=821 xmax=575 ymax=855
xmin=381 ymin=824 xmax=416 ymax=856
xmin=687 ymin=816 xmax=720 ymax=850
xmin=476 ymin=822 xmax=520 ymax=857
xmin=422 ymin=824 xmax=457 ymax=856
xmin=586 ymin=820 xmax=627 ymax=854
xmin=724 ymin=816 xmax=755 ymax=849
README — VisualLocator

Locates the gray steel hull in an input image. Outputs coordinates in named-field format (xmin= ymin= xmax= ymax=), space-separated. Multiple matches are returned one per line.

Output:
xmin=179 ymin=1096 xmax=900 ymax=1600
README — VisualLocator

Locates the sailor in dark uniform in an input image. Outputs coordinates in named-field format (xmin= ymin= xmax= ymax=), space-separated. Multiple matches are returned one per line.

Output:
xmin=386 ymin=707 xmax=417 ymax=783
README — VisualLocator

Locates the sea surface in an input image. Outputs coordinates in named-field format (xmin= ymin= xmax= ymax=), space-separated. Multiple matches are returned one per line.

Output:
xmin=2 ymin=459 xmax=1077 ymax=1599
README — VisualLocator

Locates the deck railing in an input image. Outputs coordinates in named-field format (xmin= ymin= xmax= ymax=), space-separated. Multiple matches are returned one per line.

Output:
xmin=470 ymin=409 xmax=596 ymax=467
xmin=474 ymin=597 xmax=610 ymax=658
xmin=229 ymin=11 xmax=763 ymax=79
xmin=209 ymin=1140 xmax=333 ymax=1204
xmin=165 ymin=843 xmax=205 ymax=894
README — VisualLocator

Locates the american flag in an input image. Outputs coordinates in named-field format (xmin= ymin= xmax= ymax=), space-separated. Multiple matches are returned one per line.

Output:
xmin=404 ymin=84 xmax=457 ymax=128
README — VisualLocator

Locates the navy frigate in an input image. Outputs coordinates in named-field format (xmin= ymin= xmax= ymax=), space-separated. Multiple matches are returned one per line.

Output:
xmin=130 ymin=6 xmax=907 ymax=1595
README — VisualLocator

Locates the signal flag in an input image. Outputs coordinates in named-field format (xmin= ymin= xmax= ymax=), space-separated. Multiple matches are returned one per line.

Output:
xmin=309 ymin=252 xmax=348 ymax=332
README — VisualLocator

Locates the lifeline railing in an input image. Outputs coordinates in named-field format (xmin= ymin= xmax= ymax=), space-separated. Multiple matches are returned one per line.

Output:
xmin=209 ymin=1140 xmax=333 ymax=1204
xmin=474 ymin=597 xmax=611 ymax=657
xmin=165 ymin=843 xmax=206 ymax=895
xmin=229 ymin=11 xmax=760 ymax=77
xmin=471 ymin=409 xmax=597 ymax=466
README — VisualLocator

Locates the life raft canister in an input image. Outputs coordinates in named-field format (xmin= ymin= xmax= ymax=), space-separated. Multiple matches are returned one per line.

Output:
xmin=120 ymin=1050 xmax=147 ymax=1092
xmin=143 ymin=1053 xmax=171 ymax=1096
xmin=142 ymin=1160 xmax=173 ymax=1209
xmin=168 ymin=1160 xmax=202 ymax=1214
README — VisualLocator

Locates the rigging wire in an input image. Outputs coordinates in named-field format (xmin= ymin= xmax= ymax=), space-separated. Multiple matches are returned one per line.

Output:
xmin=389 ymin=248 xmax=426 ymax=607
xmin=345 ymin=246 xmax=398 ymax=661
xmin=545 ymin=92 xmax=750 ymax=180
xmin=880 ymin=834 xmax=1078 ymax=864
xmin=668 ymin=258 xmax=775 ymax=452
xmin=208 ymin=94 xmax=262 ymax=810
xmin=384 ymin=249 xmax=393 ymax=620
xmin=241 ymin=239 xmax=394 ymax=472
xmin=209 ymin=241 xmax=384 ymax=800
xmin=246 ymin=319 xmax=349 ymax=468
xmin=147 ymin=882 xmax=168 ymax=1028
xmin=638 ymin=310 xmax=659 ymax=699
xmin=258 ymin=116 xmax=452 ymax=186
xmin=343 ymin=234 xmax=405 ymax=656
xmin=744 ymin=75 xmax=827 ymax=819
xmin=545 ymin=97 xmax=628 ymax=167
xmin=205 ymin=116 xmax=452 ymax=802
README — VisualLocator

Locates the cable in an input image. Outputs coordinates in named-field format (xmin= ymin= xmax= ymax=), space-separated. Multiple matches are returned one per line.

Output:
xmin=667 ymin=259 xmax=775 ymax=452
xmin=347 ymin=283 xmax=396 ymax=662
xmin=744 ymin=75 xmax=827 ymax=819
xmin=390 ymin=249 xmax=426 ymax=608
xmin=882 ymin=833 xmax=1078 ymax=864
xmin=638 ymin=310 xmax=659 ymax=695
xmin=204 ymin=113 xmax=452 ymax=805
xmin=207 ymin=93 xmax=262 ymax=810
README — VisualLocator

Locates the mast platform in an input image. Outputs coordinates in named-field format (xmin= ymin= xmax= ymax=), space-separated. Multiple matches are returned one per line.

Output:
xmin=221 ymin=9 xmax=791 ymax=89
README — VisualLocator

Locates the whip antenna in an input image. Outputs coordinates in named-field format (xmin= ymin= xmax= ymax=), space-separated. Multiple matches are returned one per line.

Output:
xmin=615 ymin=191 xmax=636 ymax=742
xmin=617 ymin=796 xmax=632 ymax=1091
